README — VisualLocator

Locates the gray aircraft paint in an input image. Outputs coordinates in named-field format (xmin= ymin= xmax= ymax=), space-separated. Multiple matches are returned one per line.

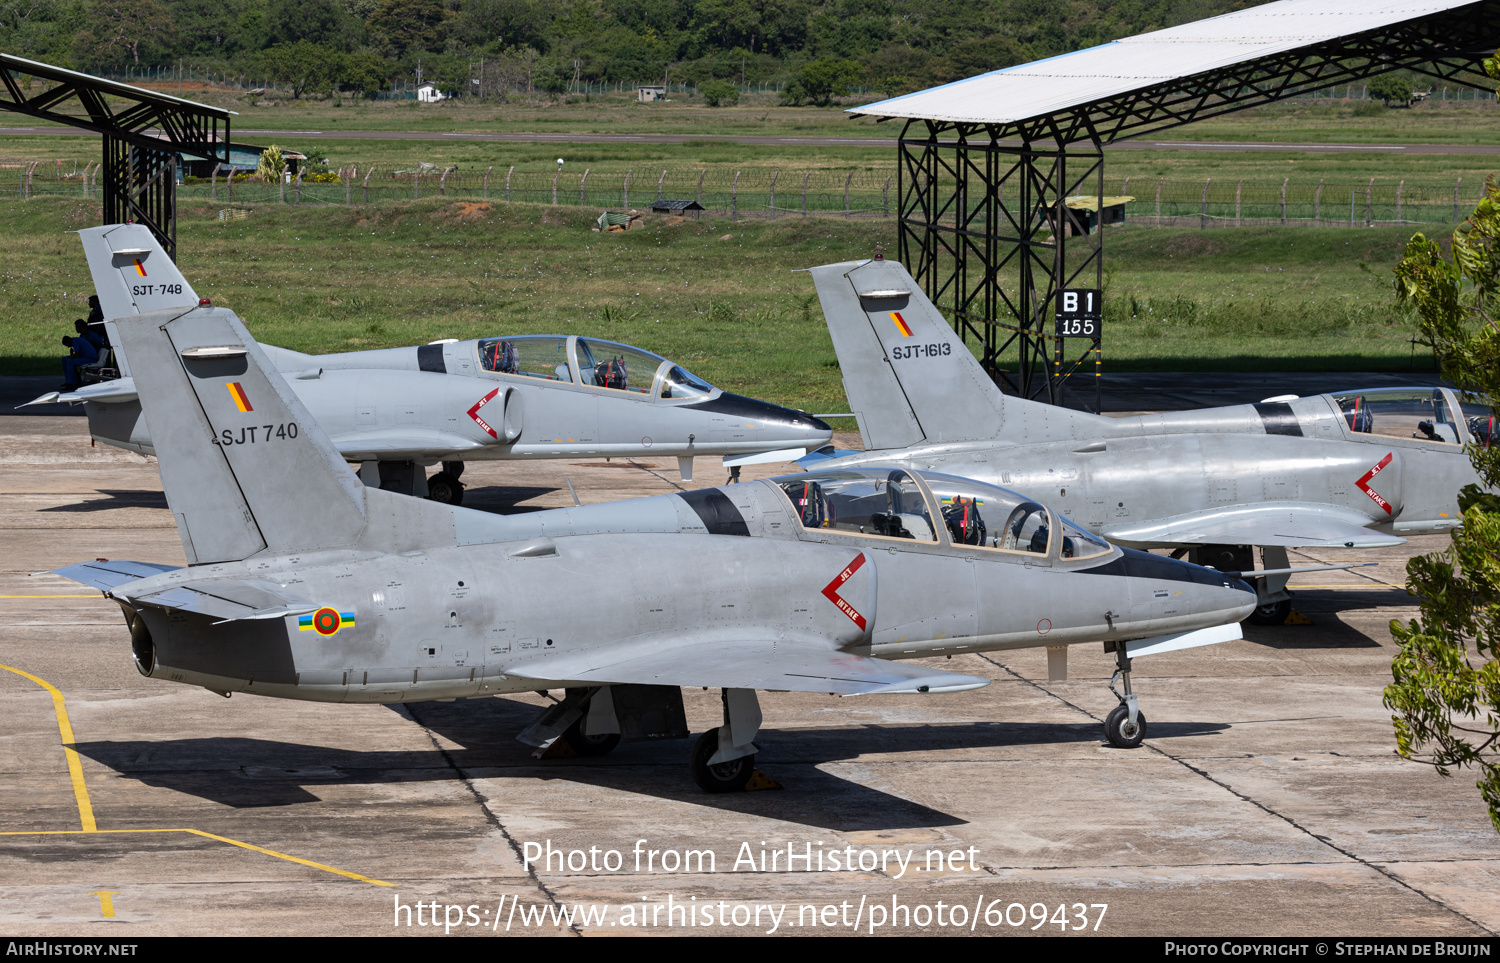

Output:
xmin=803 ymin=259 xmax=1484 ymax=561
xmin=56 ymin=302 xmax=1253 ymax=726
xmin=34 ymin=225 xmax=830 ymax=479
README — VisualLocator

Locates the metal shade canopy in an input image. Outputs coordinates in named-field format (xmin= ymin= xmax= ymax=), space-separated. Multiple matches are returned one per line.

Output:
xmin=845 ymin=0 xmax=1500 ymax=406
xmin=0 ymin=53 xmax=234 ymax=260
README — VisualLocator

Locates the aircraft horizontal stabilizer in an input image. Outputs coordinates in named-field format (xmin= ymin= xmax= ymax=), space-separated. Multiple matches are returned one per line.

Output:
xmin=54 ymin=559 xmax=181 ymax=591
xmin=507 ymin=637 xmax=990 ymax=696
xmin=1103 ymin=504 xmax=1406 ymax=549
xmin=117 ymin=577 xmax=319 ymax=623
xmin=22 ymin=378 xmax=140 ymax=409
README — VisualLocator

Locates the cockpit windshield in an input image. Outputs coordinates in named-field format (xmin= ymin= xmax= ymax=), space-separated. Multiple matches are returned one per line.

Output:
xmin=660 ymin=365 xmax=715 ymax=401
xmin=775 ymin=470 xmax=937 ymax=542
xmin=1329 ymin=388 xmax=1462 ymax=446
xmin=477 ymin=336 xmax=572 ymax=382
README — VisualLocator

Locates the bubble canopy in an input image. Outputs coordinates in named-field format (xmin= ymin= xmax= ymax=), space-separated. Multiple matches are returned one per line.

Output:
xmin=473 ymin=335 xmax=717 ymax=402
xmin=768 ymin=468 xmax=1113 ymax=561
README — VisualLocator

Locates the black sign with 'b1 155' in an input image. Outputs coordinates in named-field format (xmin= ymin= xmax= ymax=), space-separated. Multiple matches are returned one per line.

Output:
xmin=1055 ymin=289 xmax=1101 ymax=338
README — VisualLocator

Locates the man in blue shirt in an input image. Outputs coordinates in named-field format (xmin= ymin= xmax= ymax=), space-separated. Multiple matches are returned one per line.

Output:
xmin=61 ymin=332 xmax=98 ymax=390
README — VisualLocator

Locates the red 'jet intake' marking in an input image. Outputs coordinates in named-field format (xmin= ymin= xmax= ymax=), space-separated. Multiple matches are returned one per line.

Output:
xmin=467 ymin=388 xmax=501 ymax=438
xmin=1356 ymin=452 xmax=1395 ymax=514
xmin=821 ymin=553 xmax=868 ymax=630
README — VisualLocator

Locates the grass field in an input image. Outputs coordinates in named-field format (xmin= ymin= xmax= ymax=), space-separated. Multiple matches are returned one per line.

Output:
xmin=3 ymin=195 xmax=1441 ymax=413
xmin=36 ymin=80 xmax=1494 ymax=144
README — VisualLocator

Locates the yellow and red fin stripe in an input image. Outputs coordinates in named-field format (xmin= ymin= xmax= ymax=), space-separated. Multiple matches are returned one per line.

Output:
xmin=298 ymin=608 xmax=355 ymax=636
xmin=889 ymin=311 xmax=913 ymax=337
xmin=226 ymin=382 xmax=253 ymax=413
xmin=132 ymin=259 xmax=147 ymax=277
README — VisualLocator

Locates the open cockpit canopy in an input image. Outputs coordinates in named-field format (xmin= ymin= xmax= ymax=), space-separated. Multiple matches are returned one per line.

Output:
xmin=474 ymin=334 xmax=717 ymax=402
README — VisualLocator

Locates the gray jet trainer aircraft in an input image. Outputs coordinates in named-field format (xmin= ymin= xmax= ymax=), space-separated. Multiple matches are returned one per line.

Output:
xmin=802 ymin=257 xmax=1488 ymax=624
xmin=26 ymin=225 xmax=830 ymax=502
xmin=54 ymin=300 xmax=1255 ymax=789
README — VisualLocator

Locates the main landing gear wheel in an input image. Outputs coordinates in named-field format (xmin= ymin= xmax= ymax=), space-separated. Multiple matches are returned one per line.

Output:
xmin=426 ymin=471 xmax=465 ymax=505
xmin=1104 ymin=704 xmax=1147 ymax=749
xmin=1247 ymin=597 xmax=1292 ymax=626
xmin=690 ymin=727 xmax=755 ymax=793
xmin=562 ymin=716 xmax=620 ymax=757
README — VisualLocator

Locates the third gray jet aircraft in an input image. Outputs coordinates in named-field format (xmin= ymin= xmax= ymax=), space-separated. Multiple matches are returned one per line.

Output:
xmin=802 ymin=257 xmax=1487 ymax=623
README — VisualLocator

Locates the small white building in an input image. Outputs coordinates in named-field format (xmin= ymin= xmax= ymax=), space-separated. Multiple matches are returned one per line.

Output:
xmin=417 ymin=82 xmax=446 ymax=103
xmin=636 ymin=85 xmax=666 ymax=102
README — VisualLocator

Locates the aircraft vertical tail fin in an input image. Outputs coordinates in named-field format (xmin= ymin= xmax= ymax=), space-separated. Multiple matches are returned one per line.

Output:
xmin=810 ymin=258 xmax=1104 ymax=451
xmin=78 ymin=224 xmax=200 ymax=377
xmin=113 ymin=302 xmax=454 ymax=564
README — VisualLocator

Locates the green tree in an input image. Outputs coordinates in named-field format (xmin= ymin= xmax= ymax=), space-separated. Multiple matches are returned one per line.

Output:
xmin=71 ymin=0 xmax=176 ymax=69
xmin=792 ymin=57 xmax=860 ymax=106
xmin=261 ymin=41 xmax=339 ymax=98
xmin=1369 ymin=73 xmax=1414 ymax=106
xmin=367 ymin=0 xmax=448 ymax=57
xmin=265 ymin=0 xmax=357 ymax=49
xmin=453 ymin=0 xmax=552 ymax=52
xmin=1387 ymin=173 xmax=1500 ymax=832
xmin=700 ymin=78 xmax=738 ymax=106
xmin=336 ymin=51 xmax=393 ymax=97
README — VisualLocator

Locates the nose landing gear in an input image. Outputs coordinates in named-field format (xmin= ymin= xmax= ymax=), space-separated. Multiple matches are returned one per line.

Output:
xmin=427 ymin=460 xmax=467 ymax=505
xmin=1104 ymin=644 xmax=1147 ymax=749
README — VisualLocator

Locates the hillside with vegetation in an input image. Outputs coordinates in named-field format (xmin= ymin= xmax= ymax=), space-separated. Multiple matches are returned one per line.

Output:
xmin=0 ymin=0 xmax=1254 ymax=99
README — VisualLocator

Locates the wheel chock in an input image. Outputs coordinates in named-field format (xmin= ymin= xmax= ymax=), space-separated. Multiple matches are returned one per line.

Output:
xmin=539 ymin=738 xmax=578 ymax=759
xmin=1283 ymin=609 xmax=1314 ymax=625
xmin=744 ymin=770 xmax=782 ymax=791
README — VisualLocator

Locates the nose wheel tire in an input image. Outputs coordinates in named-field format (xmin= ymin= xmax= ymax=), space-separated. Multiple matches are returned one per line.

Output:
xmin=1247 ymin=597 xmax=1292 ymax=625
xmin=1104 ymin=704 xmax=1147 ymax=749
xmin=426 ymin=471 xmax=465 ymax=505
xmin=690 ymin=727 xmax=755 ymax=793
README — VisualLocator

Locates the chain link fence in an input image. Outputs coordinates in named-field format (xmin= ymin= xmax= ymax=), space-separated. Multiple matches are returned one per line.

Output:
xmin=2 ymin=161 xmax=1488 ymax=227
xmin=1112 ymin=174 xmax=1489 ymax=228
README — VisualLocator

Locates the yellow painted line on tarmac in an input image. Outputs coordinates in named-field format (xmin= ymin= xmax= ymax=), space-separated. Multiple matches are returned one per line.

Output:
xmin=0 ymin=665 xmax=396 ymax=888
xmin=182 ymin=830 xmax=398 ymax=887
xmin=0 ymin=663 xmax=97 ymax=832
xmin=0 ymin=829 xmax=395 ymax=887
xmin=90 ymin=890 xmax=119 ymax=917
xmin=1286 ymin=583 xmax=1407 ymax=590
xmin=0 ymin=595 xmax=105 ymax=599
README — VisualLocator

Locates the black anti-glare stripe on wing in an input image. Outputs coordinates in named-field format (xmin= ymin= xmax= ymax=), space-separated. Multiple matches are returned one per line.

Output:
xmin=417 ymin=344 xmax=446 ymax=374
xmin=677 ymin=488 xmax=750 ymax=536
xmin=1253 ymin=402 xmax=1303 ymax=436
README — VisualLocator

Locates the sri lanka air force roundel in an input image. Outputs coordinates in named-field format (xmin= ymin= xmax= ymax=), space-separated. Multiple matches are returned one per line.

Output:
xmin=299 ymin=606 xmax=355 ymax=636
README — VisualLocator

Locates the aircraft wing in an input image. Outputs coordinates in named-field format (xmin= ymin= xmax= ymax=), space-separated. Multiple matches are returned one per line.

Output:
xmin=1103 ymin=504 xmax=1406 ymax=549
xmin=327 ymin=428 xmax=488 ymax=457
xmin=54 ymin=559 xmax=181 ymax=590
xmin=505 ymin=637 xmax=990 ymax=696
